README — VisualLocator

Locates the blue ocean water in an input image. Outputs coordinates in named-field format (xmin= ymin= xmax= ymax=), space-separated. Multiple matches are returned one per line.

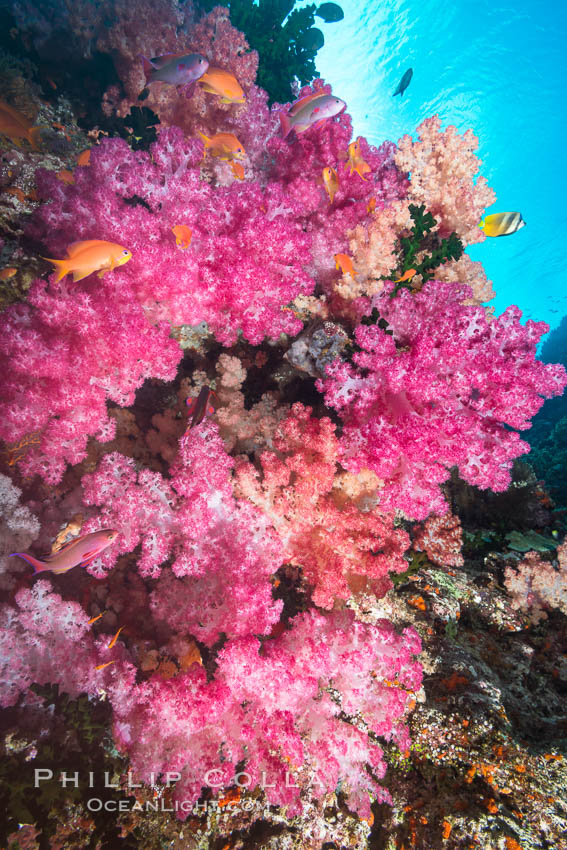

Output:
xmin=310 ymin=0 xmax=567 ymax=333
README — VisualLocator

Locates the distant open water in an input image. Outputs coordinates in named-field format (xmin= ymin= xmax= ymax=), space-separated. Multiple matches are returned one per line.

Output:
xmin=308 ymin=0 xmax=567 ymax=333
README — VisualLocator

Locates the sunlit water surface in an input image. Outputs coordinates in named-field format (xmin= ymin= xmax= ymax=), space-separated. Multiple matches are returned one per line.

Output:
xmin=308 ymin=0 xmax=567 ymax=332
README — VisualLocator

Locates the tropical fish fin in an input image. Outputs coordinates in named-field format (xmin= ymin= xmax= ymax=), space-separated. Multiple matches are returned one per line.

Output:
xmin=139 ymin=55 xmax=155 ymax=85
xmin=287 ymin=92 xmax=324 ymax=114
xmin=198 ymin=131 xmax=211 ymax=149
xmin=9 ymin=552 xmax=48 ymax=572
xmin=150 ymin=53 xmax=179 ymax=67
xmin=42 ymin=535 xmax=86 ymax=560
xmin=199 ymin=82 xmax=218 ymax=95
xmin=41 ymin=257 xmax=69 ymax=283
xmin=184 ymin=81 xmax=197 ymax=99
xmin=28 ymin=127 xmax=41 ymax=150
xmin=72 ymin=269 xmax=92 ymax=282
xmin=67 ymin=240 xmax=96 ymax=257
xmin=278 ymin=110 xmax=293 ymax=140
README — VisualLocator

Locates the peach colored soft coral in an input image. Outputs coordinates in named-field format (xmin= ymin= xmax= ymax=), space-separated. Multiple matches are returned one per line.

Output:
xmin=233 ymin=403 xmax=410 ymax=609
xmin=340 ymin=200 xmax=414 ymax=300
xmin=413 ymin=512 xmax=464 ymax=569
xmin=214 ymin=354 xmax=289 ymax=455
xmin=432 ymin=253 xmax=495 ymax=308
xmin=394 ymin=115 xmax=496 ymax=245
xmin=504 ymin=543 xmax=567 ymax=623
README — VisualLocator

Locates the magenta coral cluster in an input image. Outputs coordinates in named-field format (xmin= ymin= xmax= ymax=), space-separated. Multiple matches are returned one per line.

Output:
xmin=317 ymin=281 xmax=567 ymax=520
xmin=112 ymin=610 xmax=421 ymax=819
xmin=0 ymin=1 xmax=566 ymax=831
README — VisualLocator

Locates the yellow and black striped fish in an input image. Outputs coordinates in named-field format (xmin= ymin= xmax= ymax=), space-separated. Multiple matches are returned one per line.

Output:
xmin=479 ymin=212 xmax=526 ymax=237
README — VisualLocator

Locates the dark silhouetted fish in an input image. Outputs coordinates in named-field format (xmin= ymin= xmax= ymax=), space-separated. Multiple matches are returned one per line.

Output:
xmin=297 ymin=27 xmax=325 ymax=52
xmin=393 ymin=68 xmax=413 ymax=97
xmin=316 ymin=3 xmax=344 ymax=22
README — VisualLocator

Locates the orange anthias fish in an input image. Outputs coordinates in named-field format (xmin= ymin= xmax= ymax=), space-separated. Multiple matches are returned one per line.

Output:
xmin=346 ymin=138 xmax=371 ymax=181
xmin=335 ymin=253 xmax=356 ymax=278
xmin=198 ymin=67 xmax=245 ymax=104
xmin=186 ymin=386 xmax=216 ymax=430
xmin=0 ymin=267 xmax=17 ymax=280
xmin=10 ymin=529 xmax=119 ymax=575
xmin=230 ymin=161 xmax=245 ymax=180
xmin=42 ymin=240 xmax=132 ymax=283
xmin=322 ymin=166 xmax=339 ymax=203
xmin=367 ymin=197 xmax=376 ymax=213
xmin=77 ymin=149 xmax=91 ymax=166
xmin=172 ymin=224 xmax=192 ymax=249
xmin=95 ymin=660 xmax=116 ymax=671
xmin=0 ymin=101 xmax=41 ymax=149
xmin=88 ymin=611 xmax=105 ymax=625
xmin=107 ymin=626 xmax=124 ymax=649
xmin=393 ymin=268 xmax=417 ymax=283
xmin=56 ymin=169 xmax=75 ymax=185
xmin=198 ymin=132 xmax=245 ymax=161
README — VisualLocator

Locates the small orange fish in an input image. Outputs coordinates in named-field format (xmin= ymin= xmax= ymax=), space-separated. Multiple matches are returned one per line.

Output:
xmin=42 ymin=240 xmax=132 ymax=283
xmin=172 ymin=224 xmax=192 ymax=249
xmin=56 ymin=169 xmax=75 ymax=185
xmin=77 ymin=149 xmax=91 ymax=166
xmin=0 ymin=267 xmax=17 ymax=280
xmin=4 ymin=186 xmax=27 ymax=203
xmin=346 ymin=137 xmax=371 ymax=181
xmin=88 ymin=612 xmax=105 ymax=625
xmin=198 ymin=132 xmax=245 ymax=161
xmin=367 ymin=197 xmax=376 ymax=213
xmin=393 ymin=268 xmax=417 ymax=283
xmin=0 ymin=101 xmax=41 ymax=149
xmin=334 ymin=253 xmax=356 ymax=277
xmin=322 ymin=166 xmax=338 ymax=203
xmin=230 ymin=160 xmax=245 ymax=180
xmin=198 ymin=67 xmax=245 ymax=104
xmin=107 ymin=626 xmax=124 ymax=649
xmin=95 ymin=660 xmax=116 ymax=671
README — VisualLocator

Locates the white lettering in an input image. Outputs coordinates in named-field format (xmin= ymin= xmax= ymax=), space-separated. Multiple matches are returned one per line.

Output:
xmin=34 ymin=769 xmax=53 ymax=787
xmin=204 ymin=769 xmax=224 ymax=787
xmin=104 ymin=772 xmax=118 ymax=789
xmin=60 ymin=771 xmax=79 ymax=788
xmin=164 ymin=772 xmax=180 ymax=787
xmin=87 ymin=798 xmax=102 ymax=811
xmin=260 ymin=771 xmax=275 ymax=788
xmin=285 ymin=772 xmax=298 ymax=788
xmin=127 ymin=771 xmax=141 ymax=789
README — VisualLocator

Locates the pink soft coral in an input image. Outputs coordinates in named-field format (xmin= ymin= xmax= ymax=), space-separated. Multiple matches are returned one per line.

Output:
xmin=0 ymin=275 xmax=180 ymax=484
xmin=317 ymin=281 xmax=567 ymax=520
xmin=112 ymin=609 xmax=421 ymax=819
xmin=234 ymin=403 xmax=410 ymax=608
xmin=413 ymin=512 xmax=464 ymax=568
xmin=82 ymin=424 xmax=284 ymax=645
xmin=29 ymin=129 xmax=312 ymax=345
xmin=0 ymin=581 xmax=132 ymax=707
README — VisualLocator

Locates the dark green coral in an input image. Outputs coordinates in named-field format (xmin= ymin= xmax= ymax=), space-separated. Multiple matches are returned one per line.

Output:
xmin=197 ymin=0 xmax=328 ymax=104
xmin=390 ymin=203 xmax=464 ymax=295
